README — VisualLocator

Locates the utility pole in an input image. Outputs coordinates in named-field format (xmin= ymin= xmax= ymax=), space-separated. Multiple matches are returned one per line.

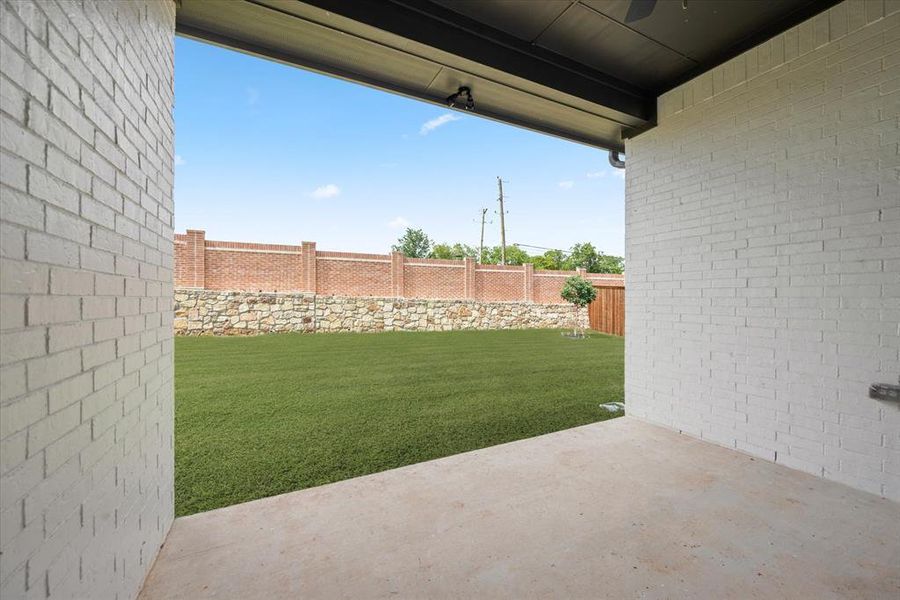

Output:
xmin=497 ymin=176 xmax=507 ymax=265
xmin=478 ymin=207 xmax=488 ymax=264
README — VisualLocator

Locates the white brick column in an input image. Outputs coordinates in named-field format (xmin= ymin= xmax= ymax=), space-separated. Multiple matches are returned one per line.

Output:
xmin=0 ymin=1 xmax=176 ymax=598
xmin=625 ymin=0 xmax=900 ymax=500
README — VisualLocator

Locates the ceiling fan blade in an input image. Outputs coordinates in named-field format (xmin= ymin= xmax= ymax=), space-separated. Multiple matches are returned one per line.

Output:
xmin=624 ymin=0 xmax=658 ymax=23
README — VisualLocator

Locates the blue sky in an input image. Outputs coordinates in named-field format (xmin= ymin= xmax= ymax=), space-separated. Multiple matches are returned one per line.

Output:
xmin=174 ymin=37 xmax=625 ymax=256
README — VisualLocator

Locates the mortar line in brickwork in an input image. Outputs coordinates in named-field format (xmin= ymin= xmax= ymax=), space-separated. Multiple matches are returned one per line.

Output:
xmin=405 ymin=264 xmax=466 ymax=269
xmin=206 ymin=247 xmax=302 ymax=255
xmin=317 ymin=257 xmax=391 ymax=263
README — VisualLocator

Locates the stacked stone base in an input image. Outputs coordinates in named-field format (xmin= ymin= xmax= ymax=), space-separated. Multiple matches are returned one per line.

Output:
xmin=174 ymin=289 xmax=588 ymax=335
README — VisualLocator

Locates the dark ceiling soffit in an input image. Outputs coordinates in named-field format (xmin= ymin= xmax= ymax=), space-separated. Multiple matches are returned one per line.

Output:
xmin=174 ymin=23 xmax=628 ymax=151
xmin=297 ymin=0 xmax=655 ymax=123
xmin=174 ymin=22 xmax=434 ymax=105
xmin=660 ymin=0 xmax=844 ymax=94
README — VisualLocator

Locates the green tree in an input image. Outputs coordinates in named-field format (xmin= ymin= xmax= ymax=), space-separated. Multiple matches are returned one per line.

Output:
xmin=565 ymin=242 xmax=599 ymax=272
xmin=392 ymin=228 xmax=432 ymax=258
xmin=480 ymin=246 xmax=501 ymax=264
xmin=564 ymin=242 xmax=624 ymax=274
xmin=481 ymin=244 xmax=532 ymax=265
xmin=431 ymin=243 xmax=476 ymax=260
xmin=593 ymin=254 xmax=624 ymax=274
xmin=532 ymin=249 xmax=566 ymax=271
xmin=409 ymin=236 xmax=623 ymax=273
xmin=560 ymin=275 xmax=597 ymax=337
xmin=504 ymin=245 xmax=532 ymax=266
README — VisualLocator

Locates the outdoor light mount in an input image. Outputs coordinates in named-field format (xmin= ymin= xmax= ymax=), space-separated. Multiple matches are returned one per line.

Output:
xmin=446 ymin=86 xmax=475 ymax=111
xmin=869 ymin=378 xmax=900 ymax=403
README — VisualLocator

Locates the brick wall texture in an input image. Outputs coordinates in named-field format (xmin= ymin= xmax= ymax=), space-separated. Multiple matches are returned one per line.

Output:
xmin=0 ymin=1 xmax=175 ymax=598
xmin=626 ymin=0 xmax=900 ymax=500
xmin=175 ymin=231 xmax=624 ymax=303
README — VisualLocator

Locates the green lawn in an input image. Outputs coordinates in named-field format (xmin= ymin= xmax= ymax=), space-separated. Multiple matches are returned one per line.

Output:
xmin=175 ymin=329 xmax=624 ymax=516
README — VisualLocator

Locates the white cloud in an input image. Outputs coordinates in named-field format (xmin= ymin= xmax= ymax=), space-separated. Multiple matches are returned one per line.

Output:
xmin=388 ymin=216 xmax=410 ymax=229
xmin=311 ymin=184 xmax=341 ymax=199
xmin=246 ymin=87 xmax=260 ymax=106
xmin=586 ymin=171 xmax=604 ymax=178
xmin=558 ymin=180 xmax=575 ymax=190
xmin=612 ymin=169 xmax=625 ymax=179
xmin=174 ymin=154 xmax=185 ymax=167
xmin=420 ymin=113 xmax=461 ymax=135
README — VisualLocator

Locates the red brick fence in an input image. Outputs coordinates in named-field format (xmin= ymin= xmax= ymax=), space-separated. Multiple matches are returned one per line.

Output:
xmin=175 ymin=230 xmax=624 ymax=304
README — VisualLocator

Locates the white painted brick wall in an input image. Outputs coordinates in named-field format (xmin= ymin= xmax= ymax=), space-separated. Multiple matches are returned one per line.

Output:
xmin=0 ymin=1 xmax=175 ymax=598
xmin=626 ymin=0 xmax=900 ymax=500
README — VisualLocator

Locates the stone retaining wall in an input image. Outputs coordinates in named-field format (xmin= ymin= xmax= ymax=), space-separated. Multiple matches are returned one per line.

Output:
xmin=174 ymin=289 xmax=588 ymax=335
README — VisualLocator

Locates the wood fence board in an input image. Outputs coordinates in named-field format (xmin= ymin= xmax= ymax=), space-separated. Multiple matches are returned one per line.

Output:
xmin=589 ymin=285 xmax=624 ymax=336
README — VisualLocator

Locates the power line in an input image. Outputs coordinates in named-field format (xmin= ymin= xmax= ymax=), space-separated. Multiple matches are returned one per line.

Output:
xmin=514 ymin=243 xmax=571 ymax=255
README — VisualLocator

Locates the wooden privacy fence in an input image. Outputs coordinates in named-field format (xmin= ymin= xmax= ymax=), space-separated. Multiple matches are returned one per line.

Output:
xmin=588 ymin=285 xmax=625 ymax=336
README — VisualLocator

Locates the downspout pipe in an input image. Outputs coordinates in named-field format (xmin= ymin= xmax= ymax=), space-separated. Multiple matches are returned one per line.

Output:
xmin=608 ymin=151 xmax=625 ymax=169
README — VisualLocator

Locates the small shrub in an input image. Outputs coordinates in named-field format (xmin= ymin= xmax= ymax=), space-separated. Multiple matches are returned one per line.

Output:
xmin=560 ymin=275 xmax=597 ymax=337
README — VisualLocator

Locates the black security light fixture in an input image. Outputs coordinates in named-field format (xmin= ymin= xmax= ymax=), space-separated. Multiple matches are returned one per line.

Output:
xmin=446 ymin=86 xmax=475 ymax=111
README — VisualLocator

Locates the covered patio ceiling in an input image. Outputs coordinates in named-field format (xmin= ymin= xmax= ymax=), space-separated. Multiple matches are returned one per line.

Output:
xmin=175 ymin=0 xmax=839 ymax=151
xmin=138 ymin=418 xmax=900 ymax=599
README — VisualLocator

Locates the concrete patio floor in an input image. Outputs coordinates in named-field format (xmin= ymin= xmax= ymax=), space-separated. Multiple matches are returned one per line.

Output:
xmin=139 ymin=417 xmax=899 ymax=599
